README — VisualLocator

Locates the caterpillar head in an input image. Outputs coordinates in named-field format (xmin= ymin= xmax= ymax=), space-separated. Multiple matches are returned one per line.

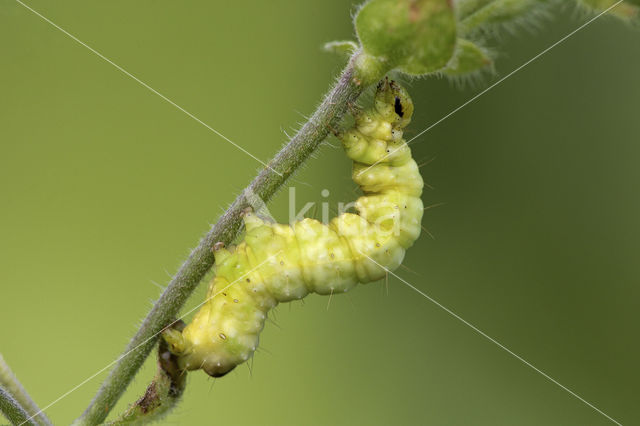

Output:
xmin=342 ymin=79 xmax=414 ymax=165
xmin=374 ymin=78 xmax=414 ymax=130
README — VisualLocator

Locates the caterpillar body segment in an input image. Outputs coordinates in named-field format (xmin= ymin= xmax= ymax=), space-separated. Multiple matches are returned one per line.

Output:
xmin=163 ymin=79 xmax=424 ymax=378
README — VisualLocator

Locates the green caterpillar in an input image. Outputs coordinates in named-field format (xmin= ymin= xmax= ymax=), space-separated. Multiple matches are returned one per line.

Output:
xmin=163 ymin=79 xmax=424 ymax=377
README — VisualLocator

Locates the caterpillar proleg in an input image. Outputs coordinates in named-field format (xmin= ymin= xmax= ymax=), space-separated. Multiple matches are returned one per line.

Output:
xmin=163 ymin=79 xmax=424 ymax=377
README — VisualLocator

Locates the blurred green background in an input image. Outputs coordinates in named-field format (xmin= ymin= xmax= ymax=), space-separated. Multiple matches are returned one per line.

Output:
xmin=1 ymin=1 xmax=639 ymax=425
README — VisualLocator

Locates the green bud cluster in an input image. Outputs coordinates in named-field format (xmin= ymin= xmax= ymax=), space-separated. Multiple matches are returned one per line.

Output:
xmin=324 ymin=0 xmax=636 ymax=83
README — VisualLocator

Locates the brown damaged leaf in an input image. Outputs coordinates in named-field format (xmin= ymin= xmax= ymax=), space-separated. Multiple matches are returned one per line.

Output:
xmin=107 ymin=321 xmax=187 ymax=425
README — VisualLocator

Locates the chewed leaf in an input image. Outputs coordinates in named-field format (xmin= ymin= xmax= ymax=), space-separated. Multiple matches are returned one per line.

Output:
xmin=355 ymin=0 xmax=457 ymax=75
xmin=324 ymin=40 xmax=359 ymax=57
xmin=443 ymin=39 xmax=493 ymax=77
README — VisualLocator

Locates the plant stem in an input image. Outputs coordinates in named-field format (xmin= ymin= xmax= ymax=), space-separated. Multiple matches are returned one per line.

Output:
xmin=77 ymin=49 xmax=386 ymax=425
xmin=0 ymin=386 xmax=39 ymax=426
xmin=0 ymin=355 xmax=52 ymax=426
xmin=106 ymin=321 xmax=187 ymax=425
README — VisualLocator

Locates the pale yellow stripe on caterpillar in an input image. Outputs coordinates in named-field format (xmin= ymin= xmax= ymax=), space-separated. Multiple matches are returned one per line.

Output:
xmin=163 ymin=79 xmax=425 ymax=378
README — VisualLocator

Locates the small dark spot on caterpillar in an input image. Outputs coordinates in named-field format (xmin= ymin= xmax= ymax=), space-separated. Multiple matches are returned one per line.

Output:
xmin=375 ymin=243 xmax=381 ymax=247
xmin=219 ymin=333 xmax=227 ymax=340
xmin=246 ymin=278 xmax=251 ymax=283
xmin=394 ymin=97 xmax=404 ymax=117
xmin=233 ymin=299 xmax=239 ymax=303
xmin=222 ymin=292 xmax=227 ymax=296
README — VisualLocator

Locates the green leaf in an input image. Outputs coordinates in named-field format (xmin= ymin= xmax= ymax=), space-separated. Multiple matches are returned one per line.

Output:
xmin=580 ymin=0 xmax=638 ymax=6
xmin=355 ymin=0 xmax=457 ymax=75
xmin=458 ymin=0 xmax=549 ymax=35
xmin=577 ymin=0 xmax=639 ymax=22
xmin=457 ymin=0 xmax=494 ymax=20
xmin=323 ymin=40 xmax=359 ymax=57
xmin=443 ymin=39 xmax=493 ymax=76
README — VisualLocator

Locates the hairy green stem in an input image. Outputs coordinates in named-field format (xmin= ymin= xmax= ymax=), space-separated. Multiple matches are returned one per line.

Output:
xmin=77 ymin=49 xmax=386 ymax=425
xmin=0 ymin=355 xmax=51 ymax=426
xmin=0 ymin=386 xmax=38 ymax=426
